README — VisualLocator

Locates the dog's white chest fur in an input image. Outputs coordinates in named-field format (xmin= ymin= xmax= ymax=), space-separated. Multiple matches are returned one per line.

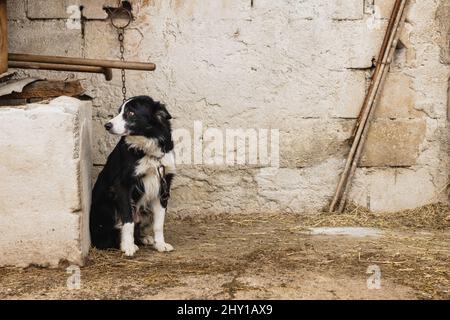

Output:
xmin=126 ymin=136 xmax=176 ymax=212
xmin=135 ymin=156 xmax=161 ymax=210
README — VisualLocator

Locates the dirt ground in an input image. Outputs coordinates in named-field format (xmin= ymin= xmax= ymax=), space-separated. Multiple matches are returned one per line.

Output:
xmin=0 ymin=204 xmax=449 ymax=300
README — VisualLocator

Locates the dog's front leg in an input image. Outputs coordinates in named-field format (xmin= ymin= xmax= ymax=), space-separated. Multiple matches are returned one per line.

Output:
xmin=151 ymin=199 xmax=174 ymax=252
xmin=117 ymin=185 xmax=139 ymax=257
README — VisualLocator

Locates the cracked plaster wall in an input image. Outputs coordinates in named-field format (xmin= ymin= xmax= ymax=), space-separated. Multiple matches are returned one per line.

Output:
xmin=6 ymin=0 xmax=450 ymax=214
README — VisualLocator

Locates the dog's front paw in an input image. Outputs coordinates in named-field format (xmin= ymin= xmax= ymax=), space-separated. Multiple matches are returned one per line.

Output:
xmin=121 ymin=243 xmax=139 ymax=257
xmin=153 ymin=242 xmax=174 ymax=252
xmin=140 ymin=235 xmax=155 ymax=246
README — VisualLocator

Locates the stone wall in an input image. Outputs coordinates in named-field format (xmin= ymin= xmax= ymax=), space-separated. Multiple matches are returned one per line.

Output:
xmin=6 ymin=0 xmax=450 ymax=215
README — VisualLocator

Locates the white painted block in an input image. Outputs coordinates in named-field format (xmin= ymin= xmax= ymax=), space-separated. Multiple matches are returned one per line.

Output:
xmin=0 ymin=97 xmax=92 ymax=267
xmin=332 ymin=0 xmax=364 ymax=20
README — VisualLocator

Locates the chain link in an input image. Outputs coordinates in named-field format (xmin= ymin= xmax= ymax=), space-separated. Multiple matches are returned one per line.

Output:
xmin=110 ymin=3 xmax=131 ymax=103
xmin=118 ymin=28 xmax=127 ymax=102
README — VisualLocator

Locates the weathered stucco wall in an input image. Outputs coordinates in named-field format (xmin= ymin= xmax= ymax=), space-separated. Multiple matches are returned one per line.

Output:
xmin=6 ymin=0 xmax=450 ymax=214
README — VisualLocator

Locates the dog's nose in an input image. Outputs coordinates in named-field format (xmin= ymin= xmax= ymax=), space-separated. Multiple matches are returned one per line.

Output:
xmin=104 ymin=122 xmax=113 ymax=131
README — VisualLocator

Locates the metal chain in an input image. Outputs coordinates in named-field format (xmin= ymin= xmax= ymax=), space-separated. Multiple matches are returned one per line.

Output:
xmin=118 ymin=28 xmax=127 ymax=102
xmin=110 ymin=3 xmax=132 ymax=103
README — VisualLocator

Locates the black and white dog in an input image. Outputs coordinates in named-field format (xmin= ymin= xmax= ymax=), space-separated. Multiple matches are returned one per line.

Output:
xmin=90 ymin=96 xmax=175 ymax=256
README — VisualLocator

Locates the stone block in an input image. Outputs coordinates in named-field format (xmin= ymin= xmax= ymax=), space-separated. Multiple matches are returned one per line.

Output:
xmin=8 ymin=19 xmax=82 ymax=56
xmin=375 ymin=72 xmax=421 ymax=119
xmin=0 ymin=97 xmax=92 ymax=267
xmin=349 ymin=167 xmax=437 ymax=211
xmin=81 ymin=0 xmax=117 ymax=20
xmin=360 ymin=119 xmax=426 ymax=167
xmin=436 ymin=1 xmax=450 ymax=64
xmin=27 ymin=0 xmax=70 ymax=19
xmin=330 ymin=70 xmax=368 ymax=118
xmin=26 ymin=0 xmax=131 ymax=20
xmin=332 ymin=0 xmax=364 ymax=20
xmin=6 ymin=0 xmax=26 ymax=20
xmin=83 ymin=20 xmax=119 ymax=59
xmin=328 ymin=19 xmax=388 ymax=69
xmin=280 ymin=120 xmax=352 ymax=168
xmin=254 ymin=158 xmax=344 ymax=213
xmin=374 ymin=0 xmax=396 ymax=18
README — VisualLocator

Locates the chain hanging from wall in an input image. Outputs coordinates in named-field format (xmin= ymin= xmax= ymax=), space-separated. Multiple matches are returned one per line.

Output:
xmin=110 ymin=3 xmax=132 ymax=103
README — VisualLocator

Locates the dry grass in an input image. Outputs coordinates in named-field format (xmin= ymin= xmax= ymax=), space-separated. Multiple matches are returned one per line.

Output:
xmin=0 ymin=203 xmax=448 ymax=300
xmin=78 ymin=203 xmax=449 ymax=299
xmin=301 ymin=203 xmax=450 ymax=231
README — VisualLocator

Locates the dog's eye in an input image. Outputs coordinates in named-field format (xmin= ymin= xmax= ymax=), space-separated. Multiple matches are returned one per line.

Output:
xmin=128 ymin=111 xmax=135 ymax=117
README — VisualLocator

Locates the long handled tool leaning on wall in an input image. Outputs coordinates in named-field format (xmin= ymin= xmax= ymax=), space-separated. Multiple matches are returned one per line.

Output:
xmin=329 ymin=0 xmax=409 ymax=213
xmin=0 ymin=0 xmax=7 ymax=74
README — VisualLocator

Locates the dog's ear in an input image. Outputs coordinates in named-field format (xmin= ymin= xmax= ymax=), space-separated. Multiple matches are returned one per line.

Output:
xmin=156 ymin=103 xmax=172 ymax=120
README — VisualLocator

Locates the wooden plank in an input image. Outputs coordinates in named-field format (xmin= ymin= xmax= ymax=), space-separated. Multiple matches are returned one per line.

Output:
xmin=0 ymin=80 xmax=84 ymax=99
xmin=0 ymin=0 xmax=7 ymax=74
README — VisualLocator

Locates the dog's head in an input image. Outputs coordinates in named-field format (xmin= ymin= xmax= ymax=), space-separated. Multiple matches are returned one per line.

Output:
xmin=105 ymin=96 xmax=172 ymax=137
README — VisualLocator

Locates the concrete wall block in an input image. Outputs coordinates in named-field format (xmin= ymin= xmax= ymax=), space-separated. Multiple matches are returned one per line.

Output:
xmin=8 ymin=19 xmax=82 ymax=56
xmin=415 ymin=119 xmax=448 ymax=167
xmin=375 ymin=71 xmax=422 ymax=119
xmin=83 ymin=20 xmax=120 ymax=59
xmin=346 ymin=20 xmax=388 ymax=68
xmin=27 ymin=0 xmax=72 ymax=19
xmin=436 ymin=1 xmax=450 ymax=64
xmin=170 ymin=158 xmax=344 ymax=216
xmin=360 ymin=119 xmax=426 ymax=167
xmin=0 ymin=97 xmax=92 ymax=267
xmin=254 ymin=158 xmax=344 ymax=213
xmin=81 ymin=0 xmax=117 ymax=20
xmin=170 ymin=167 xmax=262 ymax=216
xmin=332 ymin=0 xmax=364 ymax=20
xmin=349 ymin=167 xmax=438 ymax=212
xmin=327 ymin=20 xmax=388 ymax=69
xmin=395 ymin=22 xmax=416 ymax=68
xmin=6 ymin=0 xmax=26 ymax=20
xmin=26 ymin=0 xmax=119 ymax=20
xmin=280 ymin=120 xmax=352 ymax=168
xmin=374 ymin=0 xmax=396 ymax=19
xmin=329 ymin=70 xmax=368 ymax=118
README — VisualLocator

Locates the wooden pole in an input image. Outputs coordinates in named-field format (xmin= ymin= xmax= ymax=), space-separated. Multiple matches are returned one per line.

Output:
xmin=0 ymin=0 xmax=7 ymax=74
xmin=8 ymin=61 xmax=113 ymax=81
xmin=336 ymin=3 xmax=408 ymax=213
xmin=329 ymin=0 xmax=408 ymax=213
xmin=9 ymin=53 xmax=156 ymax=71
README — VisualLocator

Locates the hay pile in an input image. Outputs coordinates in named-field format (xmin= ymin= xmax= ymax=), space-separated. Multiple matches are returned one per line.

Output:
xmin=303 ymin=203 xmax=450 ymax=231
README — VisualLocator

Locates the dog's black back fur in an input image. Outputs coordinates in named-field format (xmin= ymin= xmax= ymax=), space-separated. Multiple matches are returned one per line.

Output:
xmin=90 ymin=96 xmax=174 ymax=249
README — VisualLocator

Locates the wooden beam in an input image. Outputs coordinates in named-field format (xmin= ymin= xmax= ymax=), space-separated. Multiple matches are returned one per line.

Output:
xmin=0 ymin=0 xmax=7 ymax=74
xmin=8 ymin=61 xmax=113 ymax=81
xmin=0 ymin=80 xmax=84 ymax=99
xmin=9 ymin=53 xmax=156 ymax=71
